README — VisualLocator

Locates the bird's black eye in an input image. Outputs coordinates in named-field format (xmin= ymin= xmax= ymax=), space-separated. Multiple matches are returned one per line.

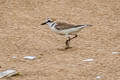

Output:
xmin=47 ymin=20 xmax=52 ymax=22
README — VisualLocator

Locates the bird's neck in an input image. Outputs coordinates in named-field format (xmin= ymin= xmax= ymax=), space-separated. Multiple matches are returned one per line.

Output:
xmin=47 ymin=22 xmax=56 ymax=28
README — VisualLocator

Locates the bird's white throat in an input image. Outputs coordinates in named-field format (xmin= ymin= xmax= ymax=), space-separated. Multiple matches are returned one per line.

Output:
xmin=46 ymin=22 xmax=56 ymax=28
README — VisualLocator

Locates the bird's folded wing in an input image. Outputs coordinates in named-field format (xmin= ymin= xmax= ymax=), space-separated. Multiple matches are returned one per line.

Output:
xmin=55 ymin=22 xmax=84 ymax=30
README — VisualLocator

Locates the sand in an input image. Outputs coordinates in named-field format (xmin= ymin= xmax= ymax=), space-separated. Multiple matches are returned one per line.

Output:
xmin=0 ymin=0 xmax=120 ymax=80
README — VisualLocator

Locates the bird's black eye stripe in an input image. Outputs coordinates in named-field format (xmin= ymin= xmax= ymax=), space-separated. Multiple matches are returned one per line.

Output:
xmin=46 ymin=20 xmax=52 ymax=23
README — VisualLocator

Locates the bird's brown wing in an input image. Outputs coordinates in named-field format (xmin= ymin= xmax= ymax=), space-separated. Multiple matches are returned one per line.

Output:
xmin=55 ymin=22 xmax=84 ymax=30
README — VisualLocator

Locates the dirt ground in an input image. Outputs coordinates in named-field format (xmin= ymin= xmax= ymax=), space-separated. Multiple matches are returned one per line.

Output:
xmin=0 ymin=0 xmax=120 ymax=80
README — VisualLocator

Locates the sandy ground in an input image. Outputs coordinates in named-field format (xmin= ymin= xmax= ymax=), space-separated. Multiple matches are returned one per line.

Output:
xmin=0 ymin=0 xmax=120 ymax=80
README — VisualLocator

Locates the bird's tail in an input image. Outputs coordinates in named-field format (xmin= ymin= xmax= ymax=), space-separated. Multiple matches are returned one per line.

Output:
xmin=77 ymin=24 xmax=93 ymax=29
xmin=83 ymin=24 xmax=93 ymax=27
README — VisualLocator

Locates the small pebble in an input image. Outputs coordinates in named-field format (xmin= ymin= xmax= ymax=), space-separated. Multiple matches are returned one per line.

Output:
xmin=112 ymin=52 xmax=120 ymax=54
xmin=24 ymin=56 xmax=36 ymax=60
xmin=96 ymin=76 xmax=101 ymax=79
xmin=12 ymin=56 xmax=17 ymax=58
xmin=82 ymin=58 xmax=94 ymax=62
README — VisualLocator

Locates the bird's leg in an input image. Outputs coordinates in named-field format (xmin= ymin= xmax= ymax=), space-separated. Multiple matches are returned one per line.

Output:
xmin=70 ymin=34 xmax=78 ymax=40
xmin=65 ymin=34 xmax=77 ymax=49
xmin=65 ymin=37 xmax=71 ymax=49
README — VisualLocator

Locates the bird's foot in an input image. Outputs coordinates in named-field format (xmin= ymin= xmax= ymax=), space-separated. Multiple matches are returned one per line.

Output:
xmin=57 ymin=47 xmax=72 ymax=51
xmin=65 ymin=46 xmax=72 ymax=49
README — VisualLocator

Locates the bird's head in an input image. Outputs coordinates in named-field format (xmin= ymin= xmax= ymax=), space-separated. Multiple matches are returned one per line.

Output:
xmin=41 ymin=18 xmax=56 ymax=25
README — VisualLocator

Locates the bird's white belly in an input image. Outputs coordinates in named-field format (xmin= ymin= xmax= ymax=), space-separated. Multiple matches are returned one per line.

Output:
xmin=51 ymin=27 xmax=80 ymax=35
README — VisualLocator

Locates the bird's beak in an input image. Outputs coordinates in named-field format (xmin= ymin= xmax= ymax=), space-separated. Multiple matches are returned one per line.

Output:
xmin=41 ymin=22 xmax=46 ymax=25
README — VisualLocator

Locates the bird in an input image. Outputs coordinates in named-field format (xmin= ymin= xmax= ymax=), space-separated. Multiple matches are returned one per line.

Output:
xmin=41 ymin=18 xmax=92 ymax=49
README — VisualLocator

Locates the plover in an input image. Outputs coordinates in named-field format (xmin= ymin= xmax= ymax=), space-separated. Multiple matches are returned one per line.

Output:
xmin=41 ymin=18 xmax=92 ymax=49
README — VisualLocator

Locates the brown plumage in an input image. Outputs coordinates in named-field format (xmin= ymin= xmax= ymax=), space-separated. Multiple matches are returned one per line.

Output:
xmin=55 ymin=21 xmax=84 ymax=30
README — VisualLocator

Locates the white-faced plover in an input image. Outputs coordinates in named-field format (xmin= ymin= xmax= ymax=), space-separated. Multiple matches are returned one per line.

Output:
xmin=41 ymin=18 xmax=92 ymax=49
